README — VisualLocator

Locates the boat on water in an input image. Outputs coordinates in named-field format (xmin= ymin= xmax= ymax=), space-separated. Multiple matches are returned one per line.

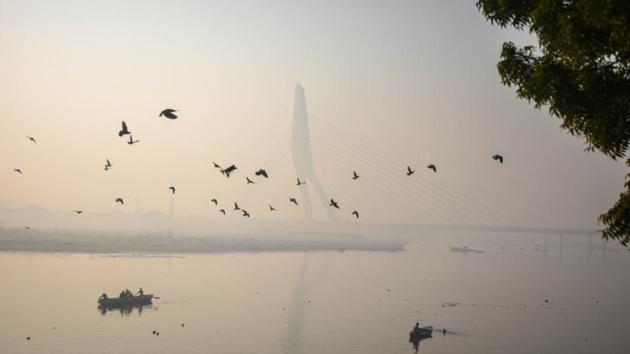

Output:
xmin=98 ymin=294 xmax=153 ymax=307
xmin=449 ymin=245 xmax=483 ymax=253
xmin=409 ymin=326 xmax=433 ymax=341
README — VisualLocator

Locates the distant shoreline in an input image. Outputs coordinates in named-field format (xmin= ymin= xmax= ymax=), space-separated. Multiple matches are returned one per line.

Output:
xmin=0 ymin=230 xmax=406 ymax=254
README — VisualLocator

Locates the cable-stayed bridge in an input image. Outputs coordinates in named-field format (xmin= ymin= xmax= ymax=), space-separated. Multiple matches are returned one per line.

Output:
xmin=244 ymin=83 xmax=600 ymax=237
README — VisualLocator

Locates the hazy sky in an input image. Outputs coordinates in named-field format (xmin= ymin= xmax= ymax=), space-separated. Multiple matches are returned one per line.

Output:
xmin=0 ymin=0 xmax=625 ymax=229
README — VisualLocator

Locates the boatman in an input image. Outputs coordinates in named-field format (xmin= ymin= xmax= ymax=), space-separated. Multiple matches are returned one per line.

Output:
xmin=412 ymin=322 xmax=420 ymax=334
xmin=137 ymin=288 xmax=144 ymax=296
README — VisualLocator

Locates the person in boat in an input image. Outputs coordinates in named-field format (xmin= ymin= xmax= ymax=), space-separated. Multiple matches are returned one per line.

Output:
xmin=125 ymin=289 xmax=133 ymax=298
xmin=100 ymin=293 xmax=108 ymax=300
xmin=119 ymin=290 xmax=127 ymax=298
xmin=136 ymin=288 xmax=144 ymax=296
xmin=412 ymin=322 xmax=421 ymax=334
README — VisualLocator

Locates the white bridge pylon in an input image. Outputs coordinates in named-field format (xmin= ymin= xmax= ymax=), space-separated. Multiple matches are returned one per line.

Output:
xmin=291 ymin=83 xmax=338 ymax=221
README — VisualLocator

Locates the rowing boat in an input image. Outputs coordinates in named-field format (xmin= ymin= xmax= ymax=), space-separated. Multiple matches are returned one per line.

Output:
xmin=409 ymin=326 xmax=433 ymax=341
xmin=98 ymin=294 xmax=153 ymax=307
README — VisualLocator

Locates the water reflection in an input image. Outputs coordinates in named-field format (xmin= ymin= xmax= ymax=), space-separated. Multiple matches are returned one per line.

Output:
xmin=97 ymin=303 xmax=153 ymax=317
xmin=408 ymin=331 xmax=431 ymax=352
xmin=283 ymin=252 xmax=336 ymax=354
xmin=283 ymin=254 xmax=309 ymax=354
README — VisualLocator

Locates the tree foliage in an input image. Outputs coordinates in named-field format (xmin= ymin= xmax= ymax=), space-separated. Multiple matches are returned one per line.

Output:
xmin=476 ymin=0 xmax=630 ymax=246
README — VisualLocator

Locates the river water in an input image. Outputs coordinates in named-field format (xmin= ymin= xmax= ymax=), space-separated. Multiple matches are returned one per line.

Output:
xmin=1 ymin=231 xmax=628 ymax=354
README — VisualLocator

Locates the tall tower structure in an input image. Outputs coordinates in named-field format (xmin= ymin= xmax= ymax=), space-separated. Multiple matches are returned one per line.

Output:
xmin=291 ymin=83 xmax=337 ymax=221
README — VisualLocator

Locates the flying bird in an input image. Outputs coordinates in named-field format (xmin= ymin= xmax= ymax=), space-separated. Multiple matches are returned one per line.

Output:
xmin=115 ymin=198 xmax=124 ymax=205
xmin=242 ymin=210 xmax=250 ymax=218
xmin=169 ymin=186 xmax=176 ymax=194
xmin=427 ymin=164 xmax=437 ymax=173
xmin=289 ymin=198 xmax=298 ymax=205
xmin=269 ymin=204 xmax=277 ymax=211
xmin=221 ymin=165 xmax=237 ymax=178
xmin=329 ymin=199 xmax=340 ymax=209
xmin=159 ymin=109 xmax=178 ymax=119
xmin=352 ymin=171 xmax=360 ymax=180
xmin=492 ymin=154 xmax=504 ymax=164
xmin=118 ymin=121 xmax=130 ymax=137
xmin=26 ymin=136 xmax=37 ymax=144
xmin=406 ymin=166 xmax=415 ymax=176
xmin=127 ymin=134 xmax=139 ymax=145
xmin=352 ymin=211 xmax=359 ymax=219
xmin=255 ymin=169 xmax=269 ymax=178
xmin=13 ymin=169 xmax=22 ymax=174
xmin=297 ymin=178 xmax=306 ymax=186
xmin=246 ymin=177 xmax=255 ymax=184
xmin=211 ymin=198 xmax=218 ymax=205
xmin=234 ymin=202 xmax=240 ymax=210
xmin=219 ymin=209 xmax=226 ymax=215
xmin=212 ymin=161 xmax=222 ymax=169
xmin=105 ymin=159 xmax=113 ymax=171
xmin=73 ymin=210 xmax=83 ymax=214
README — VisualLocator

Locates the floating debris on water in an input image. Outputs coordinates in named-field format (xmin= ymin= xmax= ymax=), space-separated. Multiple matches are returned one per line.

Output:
xmin=442 ymin=302 xmax=477 ymax=308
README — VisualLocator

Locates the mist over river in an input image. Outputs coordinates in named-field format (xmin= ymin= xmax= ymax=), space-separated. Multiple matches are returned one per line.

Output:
xmin=1 ymin=230 xmax=628 ymax=354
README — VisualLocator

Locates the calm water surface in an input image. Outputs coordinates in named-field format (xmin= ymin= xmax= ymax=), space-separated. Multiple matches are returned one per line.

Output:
xmin=1 ymin=232 xmax=629 ymax=354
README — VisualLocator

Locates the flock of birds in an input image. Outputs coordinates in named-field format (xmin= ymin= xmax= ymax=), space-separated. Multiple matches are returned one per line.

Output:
xmin=13 ymin=108 xmax=505 ymax=222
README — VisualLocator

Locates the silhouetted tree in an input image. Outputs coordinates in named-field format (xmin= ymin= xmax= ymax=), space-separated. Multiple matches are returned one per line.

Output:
xmin=477 ymin=0 xmax=630 ymax=246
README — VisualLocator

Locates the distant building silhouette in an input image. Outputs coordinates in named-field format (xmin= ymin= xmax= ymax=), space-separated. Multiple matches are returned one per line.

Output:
xmin=291 ymin=83 xmax=337 ymax=221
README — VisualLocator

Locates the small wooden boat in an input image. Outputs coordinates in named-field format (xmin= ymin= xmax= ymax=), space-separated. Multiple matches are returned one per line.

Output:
xmin=449 ymin=245 xmax=483 ymax=253
xmin=98 ymin=294 xmax=153 ymax=307
xmin=409 ymin=326 xmax=433 ymax=341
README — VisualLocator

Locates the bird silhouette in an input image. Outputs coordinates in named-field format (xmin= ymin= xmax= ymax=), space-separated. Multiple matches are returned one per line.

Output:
xmin=269 ymin=204 xmax=277 ymax=211
xmin=255 ymin=169 xmax=269 ymax=178
xmin=329 ymin=199 xmax=340 ymax=209
xmin=427 ymin=164 xmax=437 ymax=173
xmin=212 ymin=161 xmax=222 ymax=169
xmin=352 ymin=171 xmax=360 ymax=180
xmin=492 ymin=154 xmax=504 ymax=164
xmin=26 ymin=136 xmax=37 ymax=144
xmin=234 ymin=202 xmax=240 ymax=210
xmin=118 ymin=121 xmax=130 ymax=137
xmin=159 ymin=109 xmax=178 ymax=119
xmin=289 ymin=198 xmax=298 ymax=205
xmin=211 ymin=198 xmax=218 ymax=205
xmin=220 ymin=165 xmax=237 ymax=178
xmin=169 ymin=186 xmax=176 ymax=194
xmin=73 ymin=210 xmax=83 ymax=214
xmin=105 ymin=159 xmax=113 ymax=171
xmin=297 ymin=178 xmax=306 ymax=186
xmin=127 ymin=134 xmax=139 ymax=145
xmin=115 ymin=198 xmax=124 ymax=205
xmin=352 ymin=210 xmax=359 ymax=219
xmin=406 ymin=166 xmax=415 ymax=176
xmin=246 ymin=177 xmax=255 ymax=184
xmin=13 ymin=169 xmax=22 ymax=174
xmin=242 ymin=210 xmax=250 ymax=218
xmin=219 ymin=209 xmax=226 ymax=215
